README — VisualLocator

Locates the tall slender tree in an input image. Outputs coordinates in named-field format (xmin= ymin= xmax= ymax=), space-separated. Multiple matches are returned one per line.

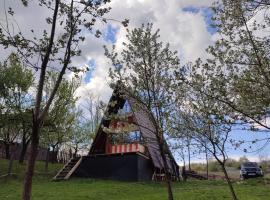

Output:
xmin=105 ymin=23 xmax=181 ymax=200
xmin=0 ymin=0 xmax=127 ymax=199
xmin=171 ymin=73 xmax=239 ymax=200
xmin=202 ymin=0 xmax=270 ymax=130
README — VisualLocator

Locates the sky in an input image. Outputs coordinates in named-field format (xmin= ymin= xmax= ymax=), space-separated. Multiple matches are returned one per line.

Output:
xmin=0 ymin=0 xmax=269 ymax=164
xmin=74 ymin=0 xmax=216 ymax=102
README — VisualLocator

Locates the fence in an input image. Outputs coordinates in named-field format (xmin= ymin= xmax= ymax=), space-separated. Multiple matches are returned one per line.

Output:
xmin=0 ymin=141 xmax=72 ymax=163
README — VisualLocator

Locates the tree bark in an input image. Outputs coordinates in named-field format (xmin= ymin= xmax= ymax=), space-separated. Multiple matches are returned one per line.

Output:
xmin=22 ymin=123 xmax=40 ymax=200
xmin=158 ymin=138 xmax=174 ymax=200
xmin=21 ymin=1 xmax=60 ymax=199
xmin=7 ymin=152 xmax=14 ymax=176
xmin=45 ymin=148 xmax=50 ymax=172
xmin=51 ymin=146 xmax=58 ymax=163
xmin=19 ymin=144 xmax=28 ymax=164
xmin=148 ymin=110 xmax=174 ymax=200
xmin=205 ymin=147 xmax=208 ymax=179
xmin=221 ymin=164 xmax=238 ymax=200
xmin=187 ymin=141 xmax=191 ymax=171
xmin=4 ymin=142 xmax=10 ymax=159
xmin=182 ymin=166 xmax=187 ymax=182
xmin=74 ymin=145 xmax=78 ymax=157
xmin=51 ymin=146 xmax=55 ymax=164
xmin=19 ymin=136 xmax=30 ymax=164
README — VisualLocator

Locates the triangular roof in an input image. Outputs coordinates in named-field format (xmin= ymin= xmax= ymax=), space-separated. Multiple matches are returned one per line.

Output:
xmin=89 ymin=86 xmax=179 ymax=177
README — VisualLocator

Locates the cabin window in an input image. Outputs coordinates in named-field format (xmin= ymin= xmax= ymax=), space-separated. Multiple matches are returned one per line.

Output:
xmin=110 ymin=130 xmax=141 ymax=144
xmin=118 ymin=100 xmax=131 ymax=114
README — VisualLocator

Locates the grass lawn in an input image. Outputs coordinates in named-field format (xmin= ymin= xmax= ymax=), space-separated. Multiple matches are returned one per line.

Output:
xmin=1 ymin=159 xmax=270 ymax=200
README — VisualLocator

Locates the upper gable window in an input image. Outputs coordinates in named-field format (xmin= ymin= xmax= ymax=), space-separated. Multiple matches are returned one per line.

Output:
xmin=118 ymin=100 xmax=131 ymax=114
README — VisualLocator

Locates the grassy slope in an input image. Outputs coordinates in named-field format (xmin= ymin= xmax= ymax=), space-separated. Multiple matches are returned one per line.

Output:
xmin=0 ymin=159 xmax=270 ymax=200
xmin=0 ymin=159 xmax=62 ymax=179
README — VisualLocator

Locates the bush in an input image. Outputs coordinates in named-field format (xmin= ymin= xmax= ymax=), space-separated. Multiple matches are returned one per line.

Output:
xmin=226 ymin=158 xmax=240 ymax=169
xmin=208 ymin=161 xmax=221 ymax=172
xmin=189 ymin=163 xmax=206 ymax=171
xmin=187 ymin=158 xmax=243 ymax=173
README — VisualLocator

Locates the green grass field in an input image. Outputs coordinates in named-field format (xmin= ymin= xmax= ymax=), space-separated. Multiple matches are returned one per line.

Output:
xmin=1 ymin=159 xmax=270 ymax=200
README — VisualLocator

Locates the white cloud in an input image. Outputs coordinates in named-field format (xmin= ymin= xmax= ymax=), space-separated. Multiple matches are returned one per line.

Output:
xmin=179 ymin=0 xmax=214 ymax=7
xmin=0 ymin=0 xmax=215 ymax=106
xmin=107 ymin=0 xmax=213 ymax=61
xmin=76 ymin=0 xmax=214 ymax=105
xmin=75 ymin=55 xmax=113 ymax=103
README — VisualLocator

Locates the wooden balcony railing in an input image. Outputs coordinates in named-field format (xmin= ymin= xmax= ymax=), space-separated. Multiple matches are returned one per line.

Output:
xmin=106 ymin=143 xmax=145 ymax=154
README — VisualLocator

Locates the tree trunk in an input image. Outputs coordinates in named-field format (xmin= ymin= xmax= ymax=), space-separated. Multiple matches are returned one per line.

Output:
xmin=19 ymin=145 xmax=28 ymax=164
xmin=21 ymin=1 xmax=60 ymax=199
xmin=187 ymin=142 xmax=191 ymax=171
xmin=7 ymin=152 xmax=14 ymax=176
xmin=221 ymin=164 xmax=238 ymax=200
xmin=69 ymin=148 xmax=72 ymax=159
xmin=55 ymin=148 xmax=59 ymax=162
xmin=159 ymin=139 xmax=174 ymax=200
xmin=51 ymin=146 xmax=57 ymax=164
xmin=5 ymin=143 xmax=10 ymax=159
xmin=74 ymin=145 xmax=78 ymax=157
xmin=19 ymin=137 xmax=30 ymax=164
xmin=45 ymin=148 xmax=50 ymax=172
xmin=182 ymin=157 xmax=187 ymax=181
xmin=182 ymin=166 xmax=187 ymax=182
xmin=205 ymin=147 xmax=208 ymax=179
xmin=22 ymin=123 xmax=40 ymax=200
xmin=149 ymin=111 xmax=174 ymax=200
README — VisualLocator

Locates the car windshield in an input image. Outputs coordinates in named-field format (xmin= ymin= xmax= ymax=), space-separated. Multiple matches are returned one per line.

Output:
xmin=242 ymin=162 xmax=258 ymax=168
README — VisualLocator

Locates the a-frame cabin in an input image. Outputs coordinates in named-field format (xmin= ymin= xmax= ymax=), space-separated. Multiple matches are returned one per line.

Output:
xmin=54 ymin=86 xmax=179 ymax=181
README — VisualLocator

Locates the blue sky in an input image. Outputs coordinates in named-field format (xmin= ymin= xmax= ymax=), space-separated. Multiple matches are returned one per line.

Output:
xmin=83 ymin=25 xmax=118 ymax=84
xmin=84 ymin=59 xmax=96 ymax=83
xmin=228 ymin=127 xmax=270 ymax=161
xmin=103 ymin=25 xmax=118 ymax=44
xmin=182 ymin=6 xmax=217 ymax=34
